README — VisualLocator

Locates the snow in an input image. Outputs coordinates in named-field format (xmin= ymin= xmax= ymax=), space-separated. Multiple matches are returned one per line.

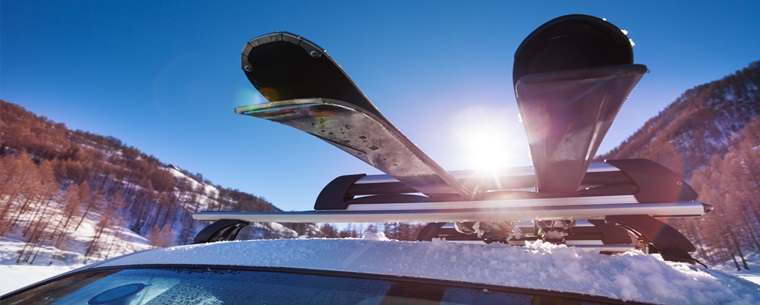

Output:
xmin=164 ymin=166 xmax=218 ymax=199
xmin=723 ymin=88 xmax=738 ymax=102
xmin=714 ymin=252 xmax=760 ymax=286
xmin=95 ymin=239 xmax=760 ymax=305
xmin=0 ymin=201 xmax=153 ymax=266
xmin=362 ymin=231 xmax=389 ymax=241
xmin=0 ymin=164 xmax=291 ymax=268
xmin=238 ymin=222 xmax=297 ymax=239
xmin=0 ymin=264 xmax=78 ymax=295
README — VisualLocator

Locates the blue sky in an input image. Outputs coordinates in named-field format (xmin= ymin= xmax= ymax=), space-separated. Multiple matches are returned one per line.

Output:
xmin=2 ymin=1 xmax=759 ymax=210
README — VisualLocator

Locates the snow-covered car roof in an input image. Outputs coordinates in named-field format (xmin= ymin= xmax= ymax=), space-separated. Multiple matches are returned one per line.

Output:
xmin=91 ymin=239 xmax=758 ymax=305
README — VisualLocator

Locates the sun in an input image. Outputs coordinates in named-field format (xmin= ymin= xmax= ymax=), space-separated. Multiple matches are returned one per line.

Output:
xmin=458 ymin=125 xmax=515 ymax=174
xmin=451 ymin=106 xmax=521 ymax=174
xmin=462 ymin=132 xmax=511 ymax=172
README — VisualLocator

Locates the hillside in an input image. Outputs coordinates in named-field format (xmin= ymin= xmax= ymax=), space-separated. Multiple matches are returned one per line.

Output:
xmin=0 ymin=99 xmax=300 ymax=265
xmin=603 ymin=61 xmax=760 ymax=177
xmin=603 ymin=61 xmax=760 ymax=267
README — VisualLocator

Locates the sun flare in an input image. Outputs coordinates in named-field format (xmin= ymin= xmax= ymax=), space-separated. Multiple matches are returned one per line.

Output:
xmin=451 ymin=107 xmax=523 ymax=173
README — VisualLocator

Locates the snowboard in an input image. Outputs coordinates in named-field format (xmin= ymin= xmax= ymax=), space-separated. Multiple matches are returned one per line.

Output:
xmin=239 ymin=32 xmax=471 ymax=198
xmin=513 ymin=15 xmax=647 ymax=194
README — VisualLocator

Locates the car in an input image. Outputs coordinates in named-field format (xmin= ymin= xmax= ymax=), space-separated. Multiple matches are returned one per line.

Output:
xmin=5 ymin=14 xmax=757 ymax=305
xmin=2 ymin=238 xmax=758 ymax=305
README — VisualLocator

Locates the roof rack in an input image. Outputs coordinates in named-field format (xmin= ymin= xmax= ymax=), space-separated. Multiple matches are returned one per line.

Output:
xmin=311 ymin=159 xmax=699 ymax=211
xmin=199 ymin=16 xmax=710 ymax=264
xmin=192 ymin=158 xmax=709 ymax=263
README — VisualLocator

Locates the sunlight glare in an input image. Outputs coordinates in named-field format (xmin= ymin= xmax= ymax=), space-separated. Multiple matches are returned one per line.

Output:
xmin=235 ymin=88 xmax=267 ymax=105
xmin=451 ymin=107 xmax=522 ymax=174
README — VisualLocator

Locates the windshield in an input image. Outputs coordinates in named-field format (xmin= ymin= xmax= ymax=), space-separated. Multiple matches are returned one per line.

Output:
xmin=2 ymin=266 xmax=613 ymax=305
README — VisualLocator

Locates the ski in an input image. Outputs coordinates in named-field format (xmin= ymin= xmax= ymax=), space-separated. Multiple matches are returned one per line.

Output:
xmin=513 ymin=15 xmax=646 ymax=193
xmin=196 ymin=16 xmax=713 ymax=264
xmin=238 ymin=33 xmax=471 ymax=198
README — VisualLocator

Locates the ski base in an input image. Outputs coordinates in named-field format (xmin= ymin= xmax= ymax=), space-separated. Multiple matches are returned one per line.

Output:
xmin=237 ymin=98 xmax=470 ymax=197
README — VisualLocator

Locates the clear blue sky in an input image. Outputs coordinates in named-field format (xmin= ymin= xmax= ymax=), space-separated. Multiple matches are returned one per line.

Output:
xmin=2 ymin=1 xmax=759 ymax=210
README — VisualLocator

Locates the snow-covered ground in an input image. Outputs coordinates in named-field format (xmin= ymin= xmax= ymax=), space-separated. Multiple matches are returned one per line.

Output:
xmin=735 ymin=272 xmax=760 ymax=286
xmin=714 ymin=252 xmax=760 ymax=286
xmin=0 ymin=264 xmax=77 ymax=295
xmin=0 ymin=204 xmax=153 ymax=266
xmin=0 ymin=225 xmax=151 ymax=266
xmin=0 ymin=164 xmax=294 ymax=268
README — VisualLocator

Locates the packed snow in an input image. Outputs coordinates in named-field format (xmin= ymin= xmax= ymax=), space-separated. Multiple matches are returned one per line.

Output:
xmin=92 ymin=239 xmax=760 ymax=305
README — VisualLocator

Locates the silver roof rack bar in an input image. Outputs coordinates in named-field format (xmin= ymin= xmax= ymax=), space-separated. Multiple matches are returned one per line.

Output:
xmin=193 ymin=200 xmax=706 ymax=223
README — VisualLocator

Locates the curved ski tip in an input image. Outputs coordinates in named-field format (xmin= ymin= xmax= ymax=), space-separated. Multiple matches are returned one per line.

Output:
xmin=513 ymin=14 xmax=634 ymax=85
xmin=234 ymin=104 xmax=257 ymax=114
xmin=243 ymin=31 xmax=326 ymax=56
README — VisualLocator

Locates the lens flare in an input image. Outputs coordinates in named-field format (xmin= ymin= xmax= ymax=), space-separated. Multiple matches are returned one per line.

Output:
xmin=450 ymin=106 xmax=525 ymax=173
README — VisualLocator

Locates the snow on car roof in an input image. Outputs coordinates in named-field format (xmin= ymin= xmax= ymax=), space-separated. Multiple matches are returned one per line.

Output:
xmin=96 ymin=239 xmax=759 ymax=305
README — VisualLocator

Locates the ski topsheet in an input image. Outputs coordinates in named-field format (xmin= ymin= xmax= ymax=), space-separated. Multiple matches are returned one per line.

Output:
xmin=513 ymin=15 xmax=646 ymax=193
xmin=239 ymin=33 xmax=471 ymax=198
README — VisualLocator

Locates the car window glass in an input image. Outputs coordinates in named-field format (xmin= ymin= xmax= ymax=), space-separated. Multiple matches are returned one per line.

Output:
xmin=441 ymin=287 xmax=532 ymax=305
xmin=2 ymin=267 xmax=618 ymax=305
xmin=4 ymin=268 xmax=391 ymax=305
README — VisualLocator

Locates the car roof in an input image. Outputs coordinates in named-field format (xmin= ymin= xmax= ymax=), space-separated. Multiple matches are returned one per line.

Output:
xmin=89 ymin=239 xmax=759 ymax=305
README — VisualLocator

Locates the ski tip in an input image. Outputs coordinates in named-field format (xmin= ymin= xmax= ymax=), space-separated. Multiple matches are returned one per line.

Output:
xmin=513 ymin=14 xmax=634 ymax=85
xmin=234 ymin=100 xmax=304 ymax=118
xmin=240 ymin=33 xmax=329 ymax=98
xmin=234 ymin=104 xmax=257 ymax=115
xmin=242 ymin=32 xmax=326 ymax=59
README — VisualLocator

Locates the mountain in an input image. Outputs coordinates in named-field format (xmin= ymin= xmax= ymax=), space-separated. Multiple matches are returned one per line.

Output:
xmin=602 ymin=61 xmax=760 ymax=267
xmin=603 ymin=61 xmax=760 ymax=177
xmin=0 ymin=99 xmax=302 ymax=265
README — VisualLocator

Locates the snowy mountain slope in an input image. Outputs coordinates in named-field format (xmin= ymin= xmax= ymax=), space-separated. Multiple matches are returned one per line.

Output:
xmin=0 ymin=100 xmax=306 ymax=265
xmin=603 ymin=61 xmax=760 ymax=177
xmin=601 ymin=61 xmax=760 ymax=268
xmin=0 ymin=208 xmax=152 ymax=265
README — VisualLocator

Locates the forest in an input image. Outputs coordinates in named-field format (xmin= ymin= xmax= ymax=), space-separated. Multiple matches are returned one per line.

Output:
xmin=604 ymin=61 xmax=760 ymax=269
xmin=0 ymin=99 xmax=277 ymax=263
xmin=0 ymin=99 xmax=427 ymax=264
